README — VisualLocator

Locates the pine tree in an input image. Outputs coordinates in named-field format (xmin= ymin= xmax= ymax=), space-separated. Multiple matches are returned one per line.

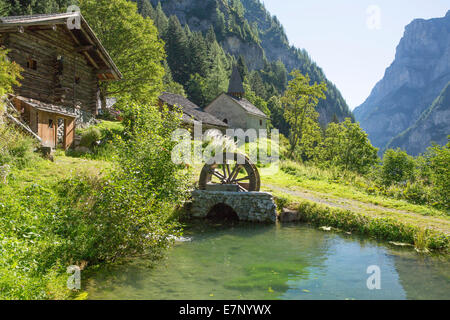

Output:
xmin=153 ymin=2 xmax=169 ymax=37
xmin=214 ymin=6 xmax=226 ymax=41
xmin=186 ymin=31 xmax=208 ymax=78
xmin=237 ymin=55 xmax=249 ymax=81
xmin=136 ymin=0 xmax=155 ymax=19
xmin=164 ymin=15 xmax=189 ymax=85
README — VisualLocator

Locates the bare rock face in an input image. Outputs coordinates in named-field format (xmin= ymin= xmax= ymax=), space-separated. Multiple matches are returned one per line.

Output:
xmin=354 ymin=11 xmax=450 ymax=152
xmin=387 ymin=83 xmax=450 ymax=155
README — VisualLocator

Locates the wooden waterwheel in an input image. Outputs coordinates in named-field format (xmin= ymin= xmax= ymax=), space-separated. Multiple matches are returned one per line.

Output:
xmin=199 ymin=152 xmax=261 ymax=192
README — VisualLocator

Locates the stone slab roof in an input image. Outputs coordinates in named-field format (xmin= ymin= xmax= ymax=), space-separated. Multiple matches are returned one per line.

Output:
xmin=228 ymin=95 xmax=268 ymax=119
xmin=159 ymin=92 xmax=228 ymax=128
xmin=13 ymin=95 xmax=77 ymax=117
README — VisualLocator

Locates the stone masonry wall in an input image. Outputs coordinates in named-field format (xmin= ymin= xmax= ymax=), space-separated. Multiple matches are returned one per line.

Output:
xmin=190 ymin=190 xmax=277 ymax=223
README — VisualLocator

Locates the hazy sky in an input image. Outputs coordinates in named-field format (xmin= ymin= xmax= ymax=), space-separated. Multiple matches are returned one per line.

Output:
xmin=261 ymin=0 xmax=449 ymax=110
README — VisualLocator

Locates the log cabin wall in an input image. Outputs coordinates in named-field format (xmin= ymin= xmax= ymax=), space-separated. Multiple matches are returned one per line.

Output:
xmin=0 ymin=26 xmax=99 ymax=120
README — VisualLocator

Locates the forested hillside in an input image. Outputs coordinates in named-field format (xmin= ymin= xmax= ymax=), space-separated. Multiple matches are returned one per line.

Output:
xmin=0 ymin=0 xmax=353 ymax=135
xmin=142 ymin=0 xmax=353 ymax=131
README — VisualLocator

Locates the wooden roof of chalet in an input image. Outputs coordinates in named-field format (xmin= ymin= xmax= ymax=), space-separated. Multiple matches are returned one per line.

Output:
xmin=0 ymin=13 xmax=122 ymax=81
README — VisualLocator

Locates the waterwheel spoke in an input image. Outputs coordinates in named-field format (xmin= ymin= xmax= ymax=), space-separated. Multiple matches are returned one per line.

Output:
xmin=237 ymin=184 xmax=249 ymax=192
xmin=222 ymin=164 xmax=227 ymax=181
xmin=228 ymin=164 xmax=242 ymax=183
xmin=212 ymin=170 xmax=226 ymax=182
xmin=233 ymin=176 xmax=250 ymax=183
xmin=226 ymin=163 xmax=231 ymax=180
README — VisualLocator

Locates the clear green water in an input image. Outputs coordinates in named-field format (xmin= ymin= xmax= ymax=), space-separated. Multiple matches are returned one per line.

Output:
xmin=85 ymin=223 xmax=450 ymax=300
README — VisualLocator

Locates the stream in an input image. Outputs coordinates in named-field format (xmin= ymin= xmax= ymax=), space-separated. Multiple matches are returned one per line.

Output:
xmin=85 ymin=222 xmax=450 ymax=300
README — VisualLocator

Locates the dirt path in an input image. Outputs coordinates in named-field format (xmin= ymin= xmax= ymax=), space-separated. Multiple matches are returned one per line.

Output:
xmin=262 ymin=183 xmax=450 ymax=235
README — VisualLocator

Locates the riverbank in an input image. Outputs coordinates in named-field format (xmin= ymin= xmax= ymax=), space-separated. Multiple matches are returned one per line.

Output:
xmin=259 ymin=164 xmax=449 ymax=253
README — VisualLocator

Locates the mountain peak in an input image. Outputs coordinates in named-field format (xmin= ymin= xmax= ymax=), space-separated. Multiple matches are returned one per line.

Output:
xmin=354 ymin=13 xmax=450 ymax=153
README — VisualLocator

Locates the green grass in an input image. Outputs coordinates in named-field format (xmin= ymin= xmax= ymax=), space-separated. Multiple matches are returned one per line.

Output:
xmin=287 ymin=199 xmax=449 ymax=252
xmin=0 ymin=155 xmax=111 ymax=300
xmin=262 ymin=160 xmax=447 ymax=217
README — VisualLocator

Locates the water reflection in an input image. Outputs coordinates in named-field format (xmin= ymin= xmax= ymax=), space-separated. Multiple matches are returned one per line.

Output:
xmin=85 ymin=222 xmax=450 ymax=300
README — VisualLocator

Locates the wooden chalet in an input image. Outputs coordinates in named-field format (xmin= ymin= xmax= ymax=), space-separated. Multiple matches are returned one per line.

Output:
xmin=0 ymin=13 xmax=122 ymax=149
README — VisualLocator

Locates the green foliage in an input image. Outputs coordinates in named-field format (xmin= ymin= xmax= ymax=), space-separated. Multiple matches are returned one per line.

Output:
xmin=318 ymin=118 xmax=379 ymax=174
xmin=4 ymin=0 xmax=78 ymax=15
xmin=0 ymin=103 xmax=190 ymax=299
xmin=293 ymin=200 xmax=448 ymax=251
xmin=424 ymin=139 xmax=450 ymax=209
xmin=0 ymin=48 xmax=23 ymax=98
xmin=79 ymin=0 xmax=165 ymax=105
xmin=281 ymin=70 xmax=326 ymax=158
xmin=79 ymin=127 xmax=101 ymax=148
xmin=0 ymin=124 xmax=37 ymax=168
xmin=380 ymin=148 xmax=415 ymax=186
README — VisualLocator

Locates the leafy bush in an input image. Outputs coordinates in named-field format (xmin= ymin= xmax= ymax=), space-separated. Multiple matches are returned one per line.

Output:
xmin=0 ymin=102 xmax=190 ymax=299
xmin=295 ymin=200 xmax=449 ymax=251
xmin=0 ymin=122 xmax=38 ymax=168
xmin=318 ymin=118 xmax=379 ymax=174
xmin=424 ymin=140 xmax=450 ymax=210
xmin=79 ymin=127 xmax=102 ymax=148
xmin=380 ymin=148 xmax=415 ymax=186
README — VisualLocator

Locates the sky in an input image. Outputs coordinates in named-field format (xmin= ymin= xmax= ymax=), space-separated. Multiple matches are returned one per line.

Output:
xmin=261 ymin=0 xmax=449 ymax=110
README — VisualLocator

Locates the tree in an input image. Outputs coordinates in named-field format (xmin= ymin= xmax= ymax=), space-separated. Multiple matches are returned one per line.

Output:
xmin=186 ymin=31 xmax=208 ymax=78
xmin=237 ymin=55 xmax=249 ymax=81
xmin=319 ymin=118 xmax=379 ymax=173
xmin=424 ymin=138 xmax=449 ymax=209
xmin=0 ymin=48 xmax=22 ymax=99
xmin=0 ymin=0 xmax=10 ymax=15
xmin=164 ymin=15 xmax=189 ymax=85
xmin=135 ymin=0 xmax=155 ymax=19
xmin=162 ymin=61 xmax=186 ymax=97
xmin=7 ymin=0 xmax=76 ymax=15
xmin=380 ymin=148 xmax=415 ymax=185
xmin=153 ymin=2 xmax=169 ymax=37
xmin=281 ymin=70 xmax=327 ymax=158
xmin=79 ymin=0 xmax=165 ymax=107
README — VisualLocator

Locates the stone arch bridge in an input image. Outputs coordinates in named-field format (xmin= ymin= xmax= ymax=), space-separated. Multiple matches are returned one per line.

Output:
xmin=190 ymin=190 xmax=277 ymax=223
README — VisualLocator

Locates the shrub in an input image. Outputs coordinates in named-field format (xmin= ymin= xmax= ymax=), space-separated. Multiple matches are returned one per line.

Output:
xmin=380 ymin=148 xmax=415 ymax=186
xmin=0 ymin=122 xmax=37 ymax=168
xmin=79 ymin=127 xmax=102 ymax=148
xmin=425 ymin=140 xmax=450 ymax=210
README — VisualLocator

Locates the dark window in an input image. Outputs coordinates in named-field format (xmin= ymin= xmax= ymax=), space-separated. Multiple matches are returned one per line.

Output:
xmin=223 ymin=119 xmax=228 ymax=124
xmin=48 ymin=119 xmax=53 ymax=129
xmin=27 ymin=58 xmax=37 ymax=70
xmin=260 ymin=120 xmax=263 ymax=126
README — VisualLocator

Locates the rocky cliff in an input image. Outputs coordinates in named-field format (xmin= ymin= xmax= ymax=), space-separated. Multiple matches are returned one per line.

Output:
xmin=354 ymin=11 xmax=450 ymax=151
xmin=386 ymin=82 xmax=450 ymax=156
